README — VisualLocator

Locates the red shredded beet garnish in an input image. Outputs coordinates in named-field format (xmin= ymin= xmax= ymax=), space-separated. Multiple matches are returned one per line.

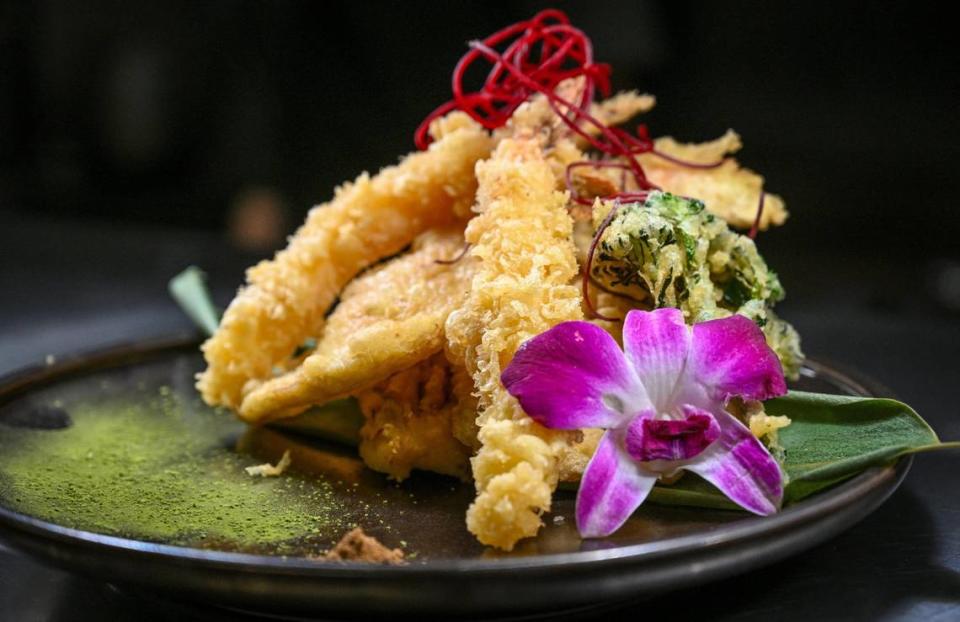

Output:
xmin=414 ymin=9 xmax=608 ymax=149
xmin=419 ymin=9 xmax=758 ymax=317
xmin=748 ymin=191 xmax=765 ymax=240
xmin=435 ymin=242 xmax=472 ymax=265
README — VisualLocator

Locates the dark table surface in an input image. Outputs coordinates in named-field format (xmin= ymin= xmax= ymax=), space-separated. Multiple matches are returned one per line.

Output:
xmin=1 ymin=214 xmax=959 ymax=621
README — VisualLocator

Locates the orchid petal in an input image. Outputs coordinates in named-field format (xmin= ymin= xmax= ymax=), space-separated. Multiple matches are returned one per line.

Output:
xmin=625 ymin=405 xmax=720 ymax=463
xmin=689 ymin=314 xmax=787 ymax=403
xmin=684 ymin=410 xmax=783 ymax=515
xmin=622 ymin=308 xmax=691 ymax=412
xmin=576 ymin=431 xmax=658 ymax=537
xmin=502 ymin=321 xmax=646 ymax=430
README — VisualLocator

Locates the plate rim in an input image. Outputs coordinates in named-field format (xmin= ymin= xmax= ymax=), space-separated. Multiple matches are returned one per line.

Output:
xmin=0 ymin=336 xmax=910 ymax=577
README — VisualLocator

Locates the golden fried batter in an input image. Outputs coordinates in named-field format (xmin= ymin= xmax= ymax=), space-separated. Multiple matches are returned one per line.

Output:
xmin=590 ymin=90 xmax=656 ymax=128
xmin=638 ymin=130 xmax=788 ymax=230
xmin=445 ymin=137 xmax=583 ymax=550
xmin=499 ymin=85 xmax=654 ymax=150
xmin=198 ymin=113 xmax=493 ymax=410
xmin=355 ymin=353 xmax=474 ymax=481
xmin=499 ymin=86 xmax=655 ymax=200
xmin=239 ymin=227 xmax=477 ymax=422
xmin=556 ymin=428 xmax=604 ymax=482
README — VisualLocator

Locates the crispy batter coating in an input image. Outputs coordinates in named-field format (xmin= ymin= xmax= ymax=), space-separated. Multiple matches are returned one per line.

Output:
xmin=591 ymin=192 xmax=803 ymax=377
xmin=590 ymin=91 xmax=656 ymax=128
xmin=239 ymin=227 xmax=477 ymax=422
xmin=355 ymin=353 xmax=474 ymax=481
xmin=498 ymin=86 xmax=654 ymax=148
xmin=556 ymin=428 xmax=604 ymax=482
xmin=445 ymin=137 xmax=583 ymax=550
xmin=323 ymin=527 xmax=405 ymax=564
xmin=498 ymin=86 xmax=655 ymax=201
xmin=637 ymin=131 xmax=788 ymax=230
xmin=198 ymin=113 xmax=492 ymax=410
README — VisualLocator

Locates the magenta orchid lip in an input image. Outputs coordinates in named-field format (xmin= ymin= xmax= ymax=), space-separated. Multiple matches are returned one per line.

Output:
xmin=502 ymin=308 xmax=786 ymax=538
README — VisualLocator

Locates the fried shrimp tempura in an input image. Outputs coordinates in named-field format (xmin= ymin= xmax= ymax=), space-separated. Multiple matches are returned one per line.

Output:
xmin=445 ymin=137 xmax=583 ymax=551
xmin=239 ymin=227 xmax=477 ymax=422
xmin=356 ymin=353 xmax=474 ymax=481
xmin=198 ymin=113 xmax=492 ymax=410
xmin=638 ymin=130 xmax=788 ymax=230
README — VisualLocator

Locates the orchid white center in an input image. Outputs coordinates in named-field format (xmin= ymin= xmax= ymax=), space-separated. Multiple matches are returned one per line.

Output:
xmin=501 ymin=308 xmax=787 ymax=538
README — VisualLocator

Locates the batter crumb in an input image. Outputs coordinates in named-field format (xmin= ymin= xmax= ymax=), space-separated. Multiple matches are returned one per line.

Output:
xmin=323 ymin=527 xmax=405 ymax=564
xmin=245 ymin=449 xmax=292 ymax=477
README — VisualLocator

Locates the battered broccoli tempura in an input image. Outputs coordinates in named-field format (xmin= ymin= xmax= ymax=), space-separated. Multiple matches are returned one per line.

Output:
xmin=198 ymin=113 xmax=492 ymax=410
xmin=591 ymin=191 xmax=803 ymax=377
xmin=445 ymin=136 xmax=583 ymax=550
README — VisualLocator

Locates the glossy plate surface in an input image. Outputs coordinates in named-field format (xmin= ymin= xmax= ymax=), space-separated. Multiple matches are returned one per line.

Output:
xmin=0 ymin=339 xmax=909 ymax=618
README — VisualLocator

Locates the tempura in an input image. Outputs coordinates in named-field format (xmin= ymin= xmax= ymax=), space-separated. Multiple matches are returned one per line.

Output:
xmin=199 ymin=113 xmax=492 ymax=410
xmin=638 ymin=131 xmax=788 ymax=230
xmin=239 ymin=227 xmax=476 ymax=422
xmin=445 ymin=136 xmax=584 ymax=550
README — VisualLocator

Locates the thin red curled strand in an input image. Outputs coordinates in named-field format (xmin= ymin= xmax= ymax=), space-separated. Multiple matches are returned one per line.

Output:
xmin=584 ymin=199 xmax=628 ymax=322
xmin=749 ymin=191 xmax=765 ymax=239
xmin=435 ymin=242 xmax=472 ymax=265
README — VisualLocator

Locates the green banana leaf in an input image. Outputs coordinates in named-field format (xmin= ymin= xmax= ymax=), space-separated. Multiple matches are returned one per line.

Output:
xmin=650 ymin=391 xmax=956 ymax=509
xmin=269 ymin=399 xmax=364 ymax=447
xmin=168 ymin=266 xmax=220 ymax=337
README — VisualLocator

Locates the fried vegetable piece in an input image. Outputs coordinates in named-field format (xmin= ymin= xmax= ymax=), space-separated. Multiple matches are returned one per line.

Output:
xmin=445 ymin=137 xmax=583 ymax=551
xmin=355 ymin=352 xmax=475 ymax=481
xmin=198 ymin=113 xmax=493 ymax=410
xmin=239 ymin=227 xmax=477 ymax=422
xmin=591 ymin=191 xmax=803 ymax=377
xmin=637 ymin=130 xmax=788 ymax=230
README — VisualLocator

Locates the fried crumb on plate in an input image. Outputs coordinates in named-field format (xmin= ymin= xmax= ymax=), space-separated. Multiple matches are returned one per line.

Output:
xmin=322 ymin=527 xmax=405 ymax=564
xmin=244 ymin=449 xmax=292 ymax=477
xmin=638 ymin=131 xmax=788 ymax=230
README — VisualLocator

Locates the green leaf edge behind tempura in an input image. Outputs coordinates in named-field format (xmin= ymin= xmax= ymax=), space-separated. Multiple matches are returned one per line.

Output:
xmin=270 ymin=399 xmax=364 ymax=446
xmin=168 ymin=266 xmax=221 ymax=337
xmin=168 ymin=266 xmax=364 ymax=443
xmin=650 ymin=390 xmax=957 ymax=510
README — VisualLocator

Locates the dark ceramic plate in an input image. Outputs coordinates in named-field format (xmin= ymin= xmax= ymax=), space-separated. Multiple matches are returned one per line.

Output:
xmin=0 ymin=339 xmax=909 ymax=619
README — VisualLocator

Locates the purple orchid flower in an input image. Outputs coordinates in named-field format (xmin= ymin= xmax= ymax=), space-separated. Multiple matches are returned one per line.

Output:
xmin=501 ymin=308 xmax=788 ymax=538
